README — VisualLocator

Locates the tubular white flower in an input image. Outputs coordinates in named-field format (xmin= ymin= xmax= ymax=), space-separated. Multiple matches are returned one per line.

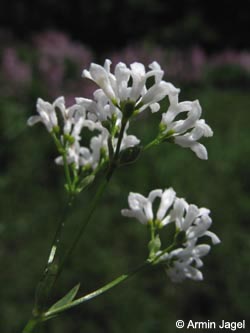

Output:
xmin=140 ymin=81 xmax=179 ymax=113
xmin=27 ymin=97 xmax=59 ymax=132
xmin=55 ymin=122 xmax=108 ymax=170
xmin=161 ymin=97 xmax=213 ymax=160
xmin=76 ymin=89 xmax=122 ymax=123
xmin=129 ymin=62 xmax=146 ymax=101
xmin=120 ymin=133 xmax=140 ymax=151
xmin=156 ymin=188 xmax=176 ymax=225
xmin=112 ymin=122 xmax=140 ymax=152
xmin=27 ymin=96 xmax=85 ymax=135
xmin=121 ymin=190 xmax=163 ymax=224
xmin=89 ymin=130 xmax=108 ymax=169
xmin=75 ymin=122 xmax=108 ymax=170
xmin=82 ymin=60 xmax=117 ymax=101
xmin=122 ymin=188 xmax=176 ymax=226
xmin=158 ymin=242 xmax=212 ymax=282
xmin=167 ymin=259 xmax=204 ymax=282
xmin=170 ymin=198 xmax=220 ymax=245
xmin=174 ymin=135 xmax=209 ymax=160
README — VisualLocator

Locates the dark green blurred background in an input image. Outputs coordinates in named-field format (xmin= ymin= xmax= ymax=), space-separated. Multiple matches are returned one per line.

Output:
xmin=1 ymin=1 xmax=250 ymax=332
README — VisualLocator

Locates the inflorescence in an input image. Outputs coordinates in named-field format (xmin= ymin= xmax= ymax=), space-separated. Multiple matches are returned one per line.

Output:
xmin=28 ymin=59 xmax=219 ymax=282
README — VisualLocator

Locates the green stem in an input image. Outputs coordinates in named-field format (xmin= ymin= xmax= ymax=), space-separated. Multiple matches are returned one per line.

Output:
xmin=63 ymin=152 xmax=73 ymax=192
xmin=114 ymin=119 xmax=127 ymax=161
xmin=44 ymin=261 xmax=150 ymax=318
xmin=58 ymin=117 xmax=128 ymax=273
xmin=143 ymin=138 xmax=160 ymax=151
xmin=150 ymin=222 xmax=155 ymax=241
xmin=34 ymin=194 xmax=75 ymax=314
xmin=58 ymin=177 xmax=109 ymax=275
xmin=151 ymin=242 xmax=177 ymax=264
xmin=52 ymin=133 xmax=73 ymax=193
xmin=22 ymin=318 xmax=39 ymax=333
xmin=47 ymin=194 xmax=75 ymax=266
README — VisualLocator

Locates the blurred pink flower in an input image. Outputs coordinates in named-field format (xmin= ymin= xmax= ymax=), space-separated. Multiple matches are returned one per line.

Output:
xmin=1 ymin=47 xmax=31 ymax=84
xmin=109 ymin=44 xmax=207 ymax=84
xmin=210 ymin=49 xmax=250 ymax=71
xmin=190 ymin=46 xmax=206 ymax=79
xmin=34 ymin=30 xmax=93 ymax=98
xmin=109 ymin=44 xmax=166 ymax=70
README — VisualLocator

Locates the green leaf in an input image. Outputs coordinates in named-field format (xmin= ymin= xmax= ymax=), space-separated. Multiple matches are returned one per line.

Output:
xmin=48 ymin=283 xmax=80 ymax=312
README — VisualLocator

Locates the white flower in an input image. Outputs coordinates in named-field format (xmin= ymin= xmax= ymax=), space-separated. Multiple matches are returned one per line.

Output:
xmin=119 ymin=132 xmax=140 ymax=151
xmin=161 ymin=95 xmax=213 ymax=160
xmin=82 ymin=59 xmax=179 ymax=113
xmin=76 ymin=89 xmax=122 ymax=123
xmin=121 ymin=190 xmax=162 ymax=224
xmin=112 ymin=122 xmax=140 ymax=152
xmin=166 ymin=257 xmax=204 ymax=282
xmin=161 ymin=242 xmax=211 ymax=282
xmin=55 ymin=141 xmax=83 ymax=168
xmin=121 ymin=188 xmax=175 ymax=225
xmin=158 ymin=241 xmax=213 ymax=282
xmin=83 ymin=59 xmax=117 ymax=102
xmin=171 ymin=198 xmax=220 ymax=245
xmin=27 ymin=97 xmax=59 ymax=132
xmin=53 ymin=97 xmax=85 ymax=134
xmin=159 ymin=197 xmax=219 ymax=282
xmin=88 ymin=130 xmax=108 ymax=169
xmin=55 ymin=115 xmax=109 ymax=170
xmin=27 ymin=97 xmax=85 ymax=134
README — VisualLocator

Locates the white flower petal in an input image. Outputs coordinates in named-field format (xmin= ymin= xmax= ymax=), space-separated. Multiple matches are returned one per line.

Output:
xmin=157 ymin=188 xmax=176 ymax=221
xmin=182 ymin=204 xmax=200 ymax=230
xmin=27 ymin=115 xmax=42 ymax=126
xmin=149 ymin=103 xmax=160 ymax=113
xmin=204 ymin=231 xmax=221 ymax=244
xmin=191 ymin=142 xmax=208 ymax=160
xmin=130 ymin=62 xmax=146 ymax=101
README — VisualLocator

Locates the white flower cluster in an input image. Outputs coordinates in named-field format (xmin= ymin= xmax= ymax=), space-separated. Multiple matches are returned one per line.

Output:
xmin=28 ymin=96 xmax=108 ymax=170
xmin=82 ymin=59 xmax=179 ymax=113
xmin=27 ymin=59 xmax=218 ymax=284
xmin=27 ymin=59 xmax=213 ymax=174
xmin=122 ymin=188 xmax=220 ymax=282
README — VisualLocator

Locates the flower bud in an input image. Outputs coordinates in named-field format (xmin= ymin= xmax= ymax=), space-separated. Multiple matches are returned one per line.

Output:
xmin=148 ymin=234 xmax=161 ymax=259
xmin=118 ymin=145 xmax=142 ymax=165
xmin=174 ymin=230 xmax=186 ymax=245
xmin=121 ymin=100 xmax=136 ymax=119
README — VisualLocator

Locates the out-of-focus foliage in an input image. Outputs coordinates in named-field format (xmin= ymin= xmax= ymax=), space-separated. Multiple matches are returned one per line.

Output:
xmin=1 ymin=35 xmax=250 ymax=332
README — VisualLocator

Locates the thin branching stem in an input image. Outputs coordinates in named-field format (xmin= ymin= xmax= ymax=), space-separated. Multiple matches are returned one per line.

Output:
xmin=23 ymin=115 xmax=130 ymax=332
xmin=143 ymin=138 xmax=160 ymax=151
xmin=22 ymin=318 xmax=39 ymax=333
xmin=57 ymin=117 xmax=128 ymax=275
xmin=44 ymin=261 xmax=150 ymax=319
xmin=57 ymin=177 xmax=109 ymax=276
xmin=47 ymin=193 xmax=75 ymax=267
xmin=33 ymin=194 xmax=76 ymax=315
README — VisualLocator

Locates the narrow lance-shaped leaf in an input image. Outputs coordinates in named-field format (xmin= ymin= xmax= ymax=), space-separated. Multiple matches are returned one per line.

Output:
xmin=48 ymin=283 xmax=80 ymax=312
